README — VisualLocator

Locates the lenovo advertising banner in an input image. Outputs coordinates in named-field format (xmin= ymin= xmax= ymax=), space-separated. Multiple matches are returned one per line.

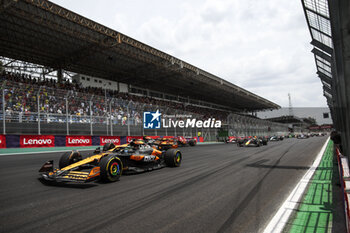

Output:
xmin=100 ymin=136 xmax=121 ymax=145
xmin=20 ymin=135 xmax=55 ymax=148
xmin=0 ymin=135 xmax=6 ymax=148
xmin=66 ymin=136 xmax=92 ymax=147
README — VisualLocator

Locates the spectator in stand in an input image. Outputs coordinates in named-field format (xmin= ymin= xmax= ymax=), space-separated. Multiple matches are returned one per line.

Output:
xmin=0 ymin=71 xmax=229 ymax=123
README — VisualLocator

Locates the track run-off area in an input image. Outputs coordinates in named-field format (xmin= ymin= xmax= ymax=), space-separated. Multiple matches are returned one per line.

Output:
xmin=0 ymin=137 xmax=328 ymax=233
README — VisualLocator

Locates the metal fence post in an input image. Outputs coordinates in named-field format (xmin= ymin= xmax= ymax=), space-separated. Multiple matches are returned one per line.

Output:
xmin=106 ymin=113 xmax=109 ymax=136
xmin=66 ymin=97 xmax=69 ymax=135
xmin=90 ymin=95 xmax=93 ymax=136
xmin=37 ymin=86 xmax=42 ymax=135
xmin=65 ymin=91 xmax=70 ymax=135
xmin=2 ymin=81 xmax=6 ymax=135
xmin=110 ymin=99 xmax=113 ymax=136
xmin=127 ymin=103 xmax=130 ymax=136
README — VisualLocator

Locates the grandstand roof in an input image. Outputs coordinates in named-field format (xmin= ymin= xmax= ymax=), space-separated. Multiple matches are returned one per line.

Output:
xmin=0 ymin=0 xmax=280 ymax=111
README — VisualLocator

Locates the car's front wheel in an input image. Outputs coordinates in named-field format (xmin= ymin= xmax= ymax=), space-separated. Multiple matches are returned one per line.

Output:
xmin=99 ymin=155 xmax=123 ymax=182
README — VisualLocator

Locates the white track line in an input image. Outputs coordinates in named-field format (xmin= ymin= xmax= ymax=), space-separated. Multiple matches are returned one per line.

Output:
xmin=263 ymin=137 xmax=330 ymax=233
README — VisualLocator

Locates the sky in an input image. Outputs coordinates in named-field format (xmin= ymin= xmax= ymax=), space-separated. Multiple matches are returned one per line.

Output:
xmin=51 ymin=0 xmax=326 ymax=107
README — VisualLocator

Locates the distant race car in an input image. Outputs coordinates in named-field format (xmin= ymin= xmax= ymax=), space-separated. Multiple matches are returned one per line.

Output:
xmin=297 ymin=134 xmax=308 ymax=139
xmin=145 ymin=136 xmax=196 ymax=150
xmin=39 ymin=140 xmax=182 ymax=183
xmin=151 ymin=137 xmax=179 ymax=151
xmin=269 ymin=136 xmax=283 ymax=141
xmin=176 ymin=136 xmax=197 ymax=146
xmin=237 ymin=138 xmax=263 ymax=147
xmin=225 ymin=136 xmax=238 ymax=143
xmin=259 ymin=136 xmax=269 ymax=145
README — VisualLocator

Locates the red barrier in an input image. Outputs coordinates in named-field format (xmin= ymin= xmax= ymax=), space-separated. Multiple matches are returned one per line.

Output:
xmin=20 ymin=135 xmax=55 ymax=148
xmin=335 ymin=147 xmax=350 ymax=233
xmin=1 ymin=135 xmax=199 ymax=149
xmin=66 ymin=136 xmax=92 ymax=147
xmin=100 ymin=136 xmax=121 ymax=145
xmin=0 ymin=135 xmax=6 ymax=148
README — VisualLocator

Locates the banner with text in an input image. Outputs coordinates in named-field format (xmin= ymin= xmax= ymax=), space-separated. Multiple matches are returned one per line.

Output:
xmin=20 ymin=135 xmax=55 ymax=148
xmin=100 ymin=136 xmax=121 ymax=145
xmin=66 ymin=136 xmax=92 ymax=147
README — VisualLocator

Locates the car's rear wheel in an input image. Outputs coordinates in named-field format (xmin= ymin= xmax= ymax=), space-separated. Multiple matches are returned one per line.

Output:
xmin=59 ymin=150 xmax=82 ymax=169
xmin=99 ymin=155 xmax=123 ymax=182
xmin=165 ymin=149 xmax=182 ymax=167
xmin=103 ymin=143 xmax=115 ymax=151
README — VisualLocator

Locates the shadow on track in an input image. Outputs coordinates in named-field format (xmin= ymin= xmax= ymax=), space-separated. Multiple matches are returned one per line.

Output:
xmin=216 ymin=142 xmax=297 ymax=233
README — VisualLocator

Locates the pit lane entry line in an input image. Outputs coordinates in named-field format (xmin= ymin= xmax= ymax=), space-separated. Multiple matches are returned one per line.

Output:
xmin=262 ymin=137 xmax=330 ymax=233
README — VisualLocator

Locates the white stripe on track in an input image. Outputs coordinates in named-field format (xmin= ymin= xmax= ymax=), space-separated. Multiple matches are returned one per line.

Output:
xmin=262 ymin=137 xmax=330 ymax=233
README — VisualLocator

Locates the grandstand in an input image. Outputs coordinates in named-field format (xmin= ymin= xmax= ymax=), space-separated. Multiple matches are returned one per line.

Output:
xmin=301 ymin=0 xmax=350 ymax=158
xmin=0 ymin=0 xmax=288 ymax=139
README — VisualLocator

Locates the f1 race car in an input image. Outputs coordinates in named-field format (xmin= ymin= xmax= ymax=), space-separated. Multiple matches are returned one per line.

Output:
xmin=39 ymin=140 xmax=182 ymax=183
xmin=237 ymin=137 xmax=265 ymax=147
xmin=148 ymin=137 xmax=179 ymax=151
xmin=147 ymin=136 xmax=196 ymax=150
xmin=225 ymin=136 xmax=238 ymax=143
xmin=297 ymin=134 xmax=309 ymax=139
xmin=177 ymin=136 xmax=197 ymax=146
xmin=269 ymin=136 xmax=284 ymax=141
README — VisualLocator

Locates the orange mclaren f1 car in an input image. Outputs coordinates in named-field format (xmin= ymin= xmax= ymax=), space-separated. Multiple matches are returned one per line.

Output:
xmin=39 ymin=140 xmax=182 ymax=183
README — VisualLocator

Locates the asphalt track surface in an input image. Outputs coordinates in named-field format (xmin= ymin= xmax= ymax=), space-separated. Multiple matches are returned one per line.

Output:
xmin=0 ymin=137 xmax=328 ymax=233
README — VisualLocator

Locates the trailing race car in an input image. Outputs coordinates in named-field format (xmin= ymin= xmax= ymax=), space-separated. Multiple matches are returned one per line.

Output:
xmin=225 ymin=136 xmax=238 ymax=143
xmin=152 ymin=137 xmax=179 ymax=151
xmin=177 ymin=136 xmax=197 ymax=146
xmin=269 ymin=136 xmax=283 ymax=141
xmin=39 ymin=140 xmax=182 ymax=183
xmin=237 ymin=137 xmax=263 ymax=147
xmin=297 ymin=134 xmax=309 ymax=139
xmin=259 ymin=136 xmax=268 ymax=145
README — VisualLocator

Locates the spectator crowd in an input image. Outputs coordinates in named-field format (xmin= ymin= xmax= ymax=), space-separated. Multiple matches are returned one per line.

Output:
xmin=0 ymin=71 xmax=229 ymax=124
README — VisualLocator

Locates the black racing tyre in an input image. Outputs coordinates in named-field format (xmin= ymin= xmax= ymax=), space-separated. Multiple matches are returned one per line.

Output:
xmin=103 ymin=143 xmax=115 ymax=151
xmin=189 ymin=140 xmax=196 ymax=146
xmin=263 ymin=140 xmax=268 ymax=146
xmin=164 ymin=149 xmax=182 ymax=167
xmin=99 ymin=155 xmax=123 ymax=182
xmin=59 ymin=150 xmax=82 ymax=169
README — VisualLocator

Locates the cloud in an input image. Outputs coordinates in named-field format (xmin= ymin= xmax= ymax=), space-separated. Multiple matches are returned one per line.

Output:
xmin=51 ymin=0 xmax=326 ymax=107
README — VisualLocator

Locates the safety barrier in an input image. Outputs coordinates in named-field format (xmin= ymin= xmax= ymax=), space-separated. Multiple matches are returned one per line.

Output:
xmin=335 ymin=147 xmax=350 ymax=233
xmin=0 ymin=135 xmax=203 ymax=148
